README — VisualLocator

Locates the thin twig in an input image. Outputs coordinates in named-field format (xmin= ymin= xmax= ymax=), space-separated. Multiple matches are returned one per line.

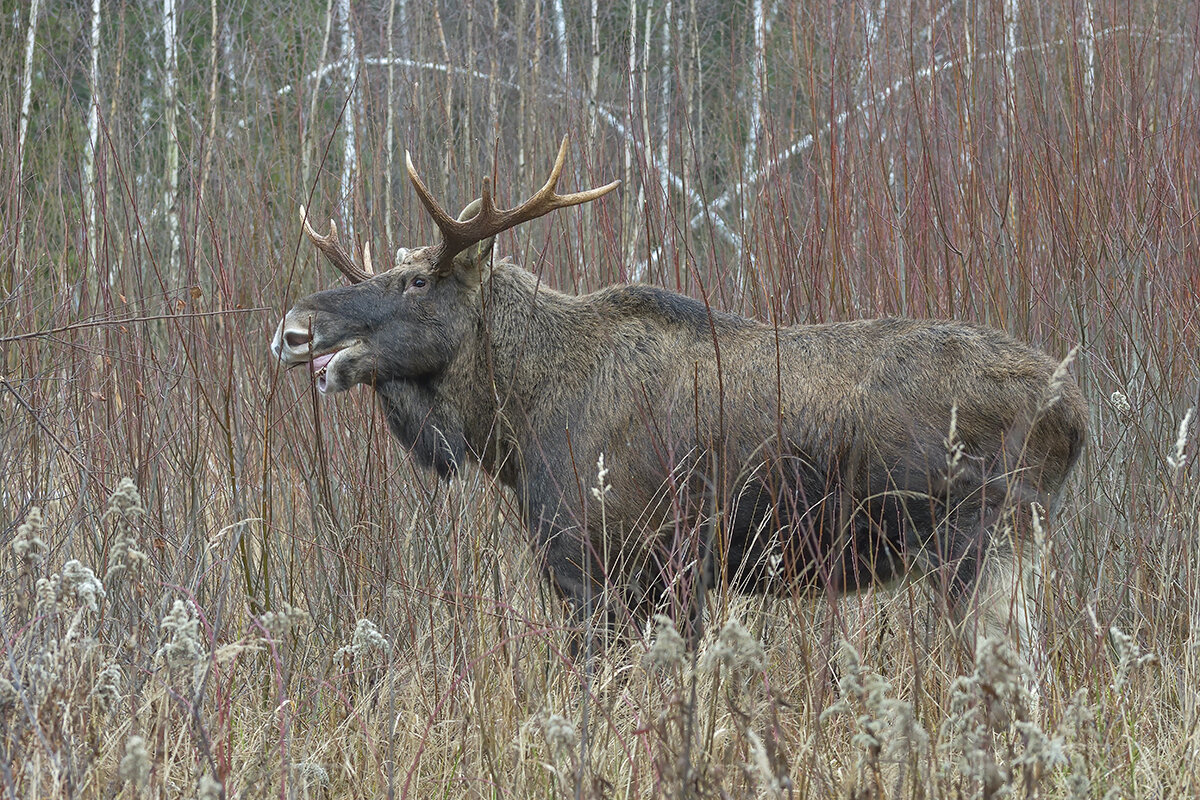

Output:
xmin=0 ymin=307 xmax=268 ymax=344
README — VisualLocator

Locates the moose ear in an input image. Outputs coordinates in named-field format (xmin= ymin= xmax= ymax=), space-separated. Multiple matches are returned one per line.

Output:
xmin=450 ymin=198 xmax=496 ymax=277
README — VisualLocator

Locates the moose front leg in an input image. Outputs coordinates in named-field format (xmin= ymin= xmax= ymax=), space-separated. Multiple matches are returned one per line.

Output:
xmin=540 ymin=525 xmax=615 ymax=661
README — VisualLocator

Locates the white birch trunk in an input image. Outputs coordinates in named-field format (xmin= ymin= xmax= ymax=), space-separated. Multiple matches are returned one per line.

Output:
xmin=688 ymin=0 xmax=702 ymax=169
xmin=744 ymin=0 xmax=766 ymax=183
xmin=528 ymin=0 xmax=542 ymax=171
xmin=1004 ymin=0 xmax=1019 ymax=232
xmin=552 ymin=0 xmax=570 ymax=81
xmin=464 ymin=1 xmax=474 ymax=175
xmin=197 ymin=0 xmax=219 ymax=290
xmin=385 ymin=0 xmax=399 ymax=248
xmin=659 ymin=0 xmax=672 ymax=200
xmin=964 ymin=0 xmax=974 ymax=84
xmin=163 ymin=0 xmax=180 ymax=279
xmin=589 ymin=0 xmax=600 ymax=145
xmin=16 ymin=0 xmax=42 ymax=273
xmin=490 ymin=0 xmax=500 ymax=139
xmin=960 ymin=0 xmax=975 ymax=184
xmin=926 ymin=0 xmax=935 ymax=115
xmin=640 ymin=0 xmax=653 ymax=165
xmin=338 ymin=0 xmax=358 ymax=243
xmin=635 ymin=0 xmax=654 ymax=278
xmin=625 ymin=0 xmax=640 ymax=273
xmin=516 ymin=0 xmax=528 ymax=174
xmin=1005 ymin=0 xmax=1019 ymax=128
xmin=1083 ymin=0 xmax=1095 ymax=104
xmin=431 ymin=4 xmax=453 ymax=184
xmin=302 ymin=0 xmax=337 ymax=195
xmin=17 ymin=0 xmax=41 ymax=187
xmin=84 ymin=0 xmax=102 ymax=279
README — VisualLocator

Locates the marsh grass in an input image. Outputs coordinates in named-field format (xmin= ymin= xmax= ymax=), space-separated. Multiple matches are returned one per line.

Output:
xmin=3 ymin=1 xmax=1199 ymax=797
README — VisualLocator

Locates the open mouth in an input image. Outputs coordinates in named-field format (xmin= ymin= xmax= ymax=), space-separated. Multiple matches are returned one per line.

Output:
xmin=310 ymin=351 xmax=339 ymax=392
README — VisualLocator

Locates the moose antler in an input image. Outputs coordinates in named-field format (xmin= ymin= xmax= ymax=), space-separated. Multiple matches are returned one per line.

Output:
xmin=298 ymin=205 xmax=374 ymax=284
xmin=405 ymin=135 xmax=620 ymax=271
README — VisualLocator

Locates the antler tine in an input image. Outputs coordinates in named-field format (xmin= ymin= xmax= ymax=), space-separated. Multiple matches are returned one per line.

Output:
xmin=405 ymin=151 xmax=465 ymax=238
xmin=405 ymin=135 xmax=620 ymax=270
xmin=406 ymin=150 xmax=505 ymax=261
xmin=501 ymin=135 xmax=622 ymax=222
xmin=298 ymin=205 xmax=372 ymax=284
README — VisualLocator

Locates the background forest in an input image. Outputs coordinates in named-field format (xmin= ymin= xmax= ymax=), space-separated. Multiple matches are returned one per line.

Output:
xmin=2 ymin=0 xmax=1198 ymax=797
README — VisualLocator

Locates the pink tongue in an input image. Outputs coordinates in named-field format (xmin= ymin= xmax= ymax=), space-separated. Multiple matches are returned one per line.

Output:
xmin=310 ymin=353 xmax=335 ymax=373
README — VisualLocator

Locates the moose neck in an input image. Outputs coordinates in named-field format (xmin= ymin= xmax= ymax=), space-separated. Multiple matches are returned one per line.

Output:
xmin=375 ymin=262 xmax=603 ymax=487
xmin=465 ymin=263 xmax=609 ymax=484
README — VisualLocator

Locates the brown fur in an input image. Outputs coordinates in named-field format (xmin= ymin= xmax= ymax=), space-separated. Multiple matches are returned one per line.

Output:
xmin=273 ymin=224 xmax=1087 ymax=655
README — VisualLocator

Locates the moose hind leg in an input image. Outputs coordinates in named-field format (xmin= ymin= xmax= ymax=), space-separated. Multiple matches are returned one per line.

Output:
xmin=943 ymin=507 xmax=1044 ymax=672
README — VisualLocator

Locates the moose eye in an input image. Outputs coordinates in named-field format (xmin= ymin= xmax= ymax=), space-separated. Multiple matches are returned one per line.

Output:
xmin=411 ymin=277 xmax=427 ymax=289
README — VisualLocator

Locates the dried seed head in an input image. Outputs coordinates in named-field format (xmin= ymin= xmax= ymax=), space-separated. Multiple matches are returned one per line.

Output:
xmin=643 ymin=613 xmax=686 ymax=672
xmin=945 ymin=405 xmax=965 ymax=480
xmin=90 ymin=663 xmax=124 ymax=714
xmin=590 ymin=452 xmax=612 ymax=501
xmin=13 ymin=506 xmax=47 ymax=568
xmin=119 ymin=735 xmax=151 ymax=788
xmin=1065 ymin=754 xmax=1092 ymax=800
xmin=197 ymin=773 xmax=222 ymax=800
xmin=701 ymin=618 xmax=765 ymax=675
xmin=1041 ymin=346 xmax=1078 ymax=411
xmin=105 ymin=477 xmax=145 ymax=517
xmin=1058 ymin=688 xmax=1096 ymax=742
xmin=746 ymin=728 xmax=787 ymax=798
xmin=1109 ymin=625 xmax=1156 ymax=691
xmin=158 ymin=599 xmax=205 ymax=671
xmin=820 ymin=640 xmax=928 ymax=770
xmin=289 ymin=761 xmax=330 ymax=792
xmin=1167 ymin=407 xmax=1194 ymax=471
xmin=1013 ymin=719 xmax=1068 ymax=779
xmin=973 ymin=637 xmax=1033 ymax=722
xmin=36 ymin=574 xmax=63 ymax=614
xmin=334 ymin=618 xmax=391 ymax=666
xmin=256 ymin=602 xmax=311 ymax=642
xmin=104 ymin=478 xmax=148 ymax=585
xmin=62 ymin=559 xmax=106 ymax=613
xmin=1109 ymin=391 xmax=1131 ymax=417
xmin=543 ymin=714 xmax=578 ymax=756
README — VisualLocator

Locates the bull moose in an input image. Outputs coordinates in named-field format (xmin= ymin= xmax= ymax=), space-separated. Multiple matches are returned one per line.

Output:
xmin=272 ymin=136 xmax=1086 ymax=658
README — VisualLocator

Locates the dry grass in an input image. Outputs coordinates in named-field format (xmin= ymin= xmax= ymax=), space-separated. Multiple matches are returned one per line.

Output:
xmin=3 ymin=1 xmax=1199 ymax=797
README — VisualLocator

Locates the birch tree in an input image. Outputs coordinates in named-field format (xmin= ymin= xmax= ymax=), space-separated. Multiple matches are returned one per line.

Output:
xmin=84 ymin=0 xmax=102 ymax=284
xmin=196 ymin=0 xmax=220 ymax=292
xmin=338 ymin=0 xmax=359 ymax=242
xmin=1082 ymin=0 xmax=1096 ymax=105
xmin=744 ymin=0 xmax=766 ymax=184
xmin=589 ymin=0 xmax=600 ymax=145
xmin=385 ymin=0 xmax=401 ymax=248
xmin=14 ymin=0 xmax=42 ymax=280
xmin=659 ymin=0 xmax=673 ymax=201
xmin=302 ymin=0 xmax=337 ymax=197
xmin=163 ymin=0 xmax=181 ymax=279
xmin=552 ymin=0 xmax=570 ymax=81
xmin=625 ymin=0 xmax=641 ymax=272
xmin=1004 ymin=0 xmax=1020 ymax=231
xmin=516 ymin=0 xmax=528 ymax=173
xmin=1004 ymin=0 xmax=1020 ymax=132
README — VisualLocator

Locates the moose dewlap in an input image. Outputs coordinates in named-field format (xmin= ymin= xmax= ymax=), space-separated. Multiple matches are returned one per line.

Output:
xmin=272 ymin=135 xmax=1086 ymax=657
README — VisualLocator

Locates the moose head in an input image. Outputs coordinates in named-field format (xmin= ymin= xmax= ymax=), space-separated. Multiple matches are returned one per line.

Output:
xmin=273 ymin=136 xmax=618 ymax=396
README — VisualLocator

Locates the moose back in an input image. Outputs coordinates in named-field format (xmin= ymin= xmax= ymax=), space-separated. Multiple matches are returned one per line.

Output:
xmin=272 ymin=137 xmax=1086 ymax=655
